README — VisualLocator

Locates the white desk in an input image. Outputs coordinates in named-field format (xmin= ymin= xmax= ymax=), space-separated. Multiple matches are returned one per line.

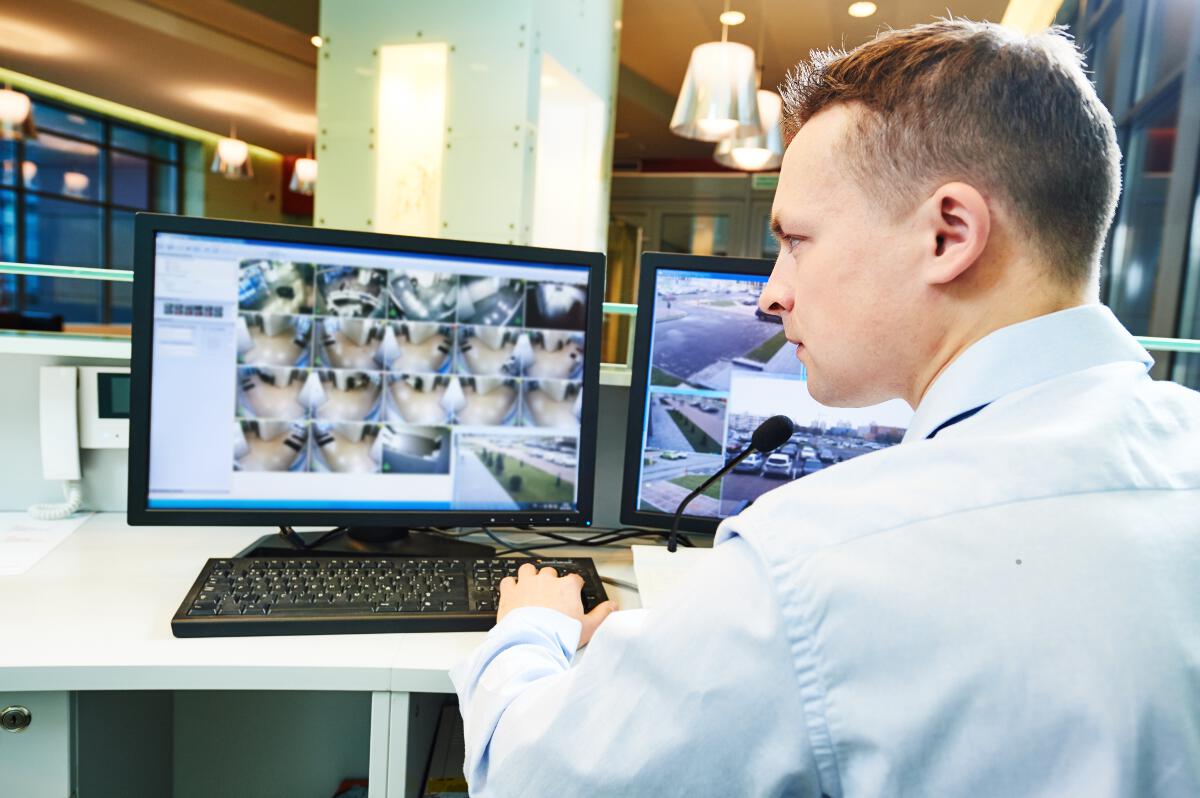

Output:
xmin=0 ymin=514 xmax=641 ymax=798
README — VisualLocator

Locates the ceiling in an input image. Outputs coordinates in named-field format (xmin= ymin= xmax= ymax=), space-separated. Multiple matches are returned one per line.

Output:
xmin=0 ymin=0 xmax=1009 ymax=162
xmin=615 ymin=0 xmax=1011 ymax=162
xmin=0 ymin=0 xmax=320 ymax=154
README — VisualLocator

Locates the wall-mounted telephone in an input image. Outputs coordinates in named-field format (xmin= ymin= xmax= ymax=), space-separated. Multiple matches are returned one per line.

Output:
xmin=30 ymin=366 xmax=131 ymax=520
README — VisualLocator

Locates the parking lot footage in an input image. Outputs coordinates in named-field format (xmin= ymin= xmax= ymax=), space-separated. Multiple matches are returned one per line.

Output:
xmin=454 ymin=434 xmax=578 ymax=510
xmin=649 ymin=273 xmax=802 ymax=391
xmin=638 ymin=391 xmax=727 ymax=515
xmin=231 ymin=257 xmax=586 ymax=479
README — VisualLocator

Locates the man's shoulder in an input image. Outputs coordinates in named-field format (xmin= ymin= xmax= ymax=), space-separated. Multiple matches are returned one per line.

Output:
xmin=719 ymin=438 xmax=943 ymax=554
xmin=720 ymin=361 xmax=1200 ymax=559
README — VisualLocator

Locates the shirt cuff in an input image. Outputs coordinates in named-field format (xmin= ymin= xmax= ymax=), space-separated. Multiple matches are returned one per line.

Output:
xmin=496 ymin=606 xmax=584 ymax=654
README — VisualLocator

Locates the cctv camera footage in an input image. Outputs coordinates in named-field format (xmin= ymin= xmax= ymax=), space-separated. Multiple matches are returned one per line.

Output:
xmin=147 ymin=233 xmax=590 ymax=512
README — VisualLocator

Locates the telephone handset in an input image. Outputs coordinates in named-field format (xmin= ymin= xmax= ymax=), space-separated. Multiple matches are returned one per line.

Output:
xmin=30 ymin=366 xmax=131 ymax=520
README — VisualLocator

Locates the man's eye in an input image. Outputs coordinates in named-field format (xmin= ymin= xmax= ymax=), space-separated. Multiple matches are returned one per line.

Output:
xmin=784 ymin=236 xmax=805 ymax=252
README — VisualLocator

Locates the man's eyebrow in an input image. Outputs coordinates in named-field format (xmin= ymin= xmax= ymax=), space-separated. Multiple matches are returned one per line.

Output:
xmin=770 ymin=214 xmax=786 ymax=241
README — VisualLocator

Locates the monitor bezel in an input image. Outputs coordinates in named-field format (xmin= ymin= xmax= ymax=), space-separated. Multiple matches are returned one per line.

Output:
xmin=620 ymin=251 xmax=778 ymax=534
xmin=127 ymin=212 xmax=605 ymax=529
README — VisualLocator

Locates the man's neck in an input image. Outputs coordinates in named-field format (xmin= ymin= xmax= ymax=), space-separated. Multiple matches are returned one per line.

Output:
xmin=908 ymin=289 xmax=1087 ymax=409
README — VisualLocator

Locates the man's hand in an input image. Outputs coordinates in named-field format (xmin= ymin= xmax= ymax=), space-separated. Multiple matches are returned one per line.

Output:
xmin=497 ymin=563 xmax=617 ymax=648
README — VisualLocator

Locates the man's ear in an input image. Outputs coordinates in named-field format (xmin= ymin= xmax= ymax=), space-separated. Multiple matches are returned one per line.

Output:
xmin=918 ymin=181 xmax=990 ymax=286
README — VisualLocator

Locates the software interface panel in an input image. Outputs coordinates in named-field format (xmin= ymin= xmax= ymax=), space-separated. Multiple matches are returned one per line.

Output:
xmin=634 ymin=268 xmax=913 ymax=518
xmin=147 ymin=233 xmax=588 ymax=512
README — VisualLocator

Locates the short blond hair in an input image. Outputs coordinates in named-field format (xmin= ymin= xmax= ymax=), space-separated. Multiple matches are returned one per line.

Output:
xmin=780 ymin=19 xmax=1121 ymax=285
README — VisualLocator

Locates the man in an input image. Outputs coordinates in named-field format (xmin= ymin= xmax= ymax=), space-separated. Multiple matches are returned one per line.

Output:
xmin=451 ymin=19 xmax=1200 ymax=797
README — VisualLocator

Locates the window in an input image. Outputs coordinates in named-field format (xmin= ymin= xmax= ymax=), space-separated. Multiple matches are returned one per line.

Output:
xmin=1134 ymin=0 xmax=1196 ymax=101
xmin=0 ymin=93 xmax=183 ymax=328
xmin=1172 ymin=162 xmax=1200 ymax=388
xmin=660 ymin=214 xmax=731 ymax=256
xmin=1090 ymin=10 xmax=1126 ymax=111
xmin=760 ymin=213 xmax=780 ymax=258
xmin=1107 ymin=96 xmax=1180 ymax=334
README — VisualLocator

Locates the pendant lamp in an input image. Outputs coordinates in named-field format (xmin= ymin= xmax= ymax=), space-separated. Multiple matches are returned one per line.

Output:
xmin=212 ymin=125 xmax=253 ymax=180
xmin=290 ymin=144 xmax=317 ymax=196
xmin=714 ymin=89 xmax=784 ymax=171
xmin=670 ymin=3 xmax=760 ymax=141
xmin=0 ymin=86 xmax=37 ymax=141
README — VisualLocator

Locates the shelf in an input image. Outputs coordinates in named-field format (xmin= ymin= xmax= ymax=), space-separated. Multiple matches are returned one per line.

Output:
xmin=0 ymin=262 xmax=133 ymax=282
xmin=0 ymin=331 xmax=132 ymax=360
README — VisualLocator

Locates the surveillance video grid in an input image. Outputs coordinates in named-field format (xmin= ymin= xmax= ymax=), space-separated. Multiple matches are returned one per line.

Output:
xmin=231 ymin=257 xmax=586 ymax=508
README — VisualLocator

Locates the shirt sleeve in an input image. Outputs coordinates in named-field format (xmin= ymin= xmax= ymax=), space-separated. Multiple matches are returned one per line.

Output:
xmin=449 ymin=536 xmax=823 ymax=798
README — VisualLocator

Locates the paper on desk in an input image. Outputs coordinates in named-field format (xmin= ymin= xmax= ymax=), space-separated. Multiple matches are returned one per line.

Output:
xmin=630 ymin=544 xmax=711 ymax=609
xmin=0 ymin=512 xmax=92 ymax=576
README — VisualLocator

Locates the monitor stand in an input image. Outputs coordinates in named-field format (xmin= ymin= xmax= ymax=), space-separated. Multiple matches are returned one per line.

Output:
xmin=239 ymin=526 xmax=495 ymax=559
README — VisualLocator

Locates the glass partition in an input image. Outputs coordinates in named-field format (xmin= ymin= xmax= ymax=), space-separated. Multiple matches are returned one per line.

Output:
xmin=0 ymin=263 xmax=1196 ymax=376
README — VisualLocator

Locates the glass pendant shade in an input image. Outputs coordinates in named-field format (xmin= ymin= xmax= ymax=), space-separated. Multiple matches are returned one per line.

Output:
xmin=290 ymin=156 xmax=318 ymax=195
xmin=0 ymin=88 xmax=37 ymax=140
xmin=212 ymin=136 xmax=253 ymax=180
xmin=714 ymin=89 xmax=784 ymax=171
xmin=62 ymin=171 xmax=89 ymax=196
xmin=670 ymin=41 xmax=761 ymax=141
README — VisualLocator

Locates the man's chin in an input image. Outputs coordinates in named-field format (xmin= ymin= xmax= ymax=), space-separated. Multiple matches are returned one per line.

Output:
xmin=806 ymin=375 xmax=870 ymax=409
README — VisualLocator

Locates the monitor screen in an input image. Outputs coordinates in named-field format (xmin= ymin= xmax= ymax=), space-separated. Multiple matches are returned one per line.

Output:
xmin=130 ymin=216 xmax=601 ymax=525
xmin=623 ymin=253 xmax=913 ymax=532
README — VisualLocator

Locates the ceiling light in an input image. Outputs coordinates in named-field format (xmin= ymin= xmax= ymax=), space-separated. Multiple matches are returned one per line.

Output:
xmin=290 ymin=156 xmax=317 ymax=196
xmin=212 ymin=130 xmax=252 ymax=180
xmin=719 ymin=10 xmax=746 ymax=25
xmin=183 ymin=87 xmax=316 ymax=136
xmin=714 ymin=89 xmax=784 ymax=171
xmin=0 ymin=87 xmax=36 ymax=140
xmin=848 ymin=1 xmax=877 ymax=18
xmin=0 ymin=17 xmax=77 ymax=57
xmin=670 ymin=41 xmax=761 ymax=141
xmin=62 ymin=171 xmax=89 ymax=196
xmin=311 ymin=35 xmax=323 ymax=47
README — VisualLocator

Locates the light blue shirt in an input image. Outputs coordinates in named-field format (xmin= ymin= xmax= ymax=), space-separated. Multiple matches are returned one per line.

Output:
xmin=451 ymin=304 xmax=1200 ymax=797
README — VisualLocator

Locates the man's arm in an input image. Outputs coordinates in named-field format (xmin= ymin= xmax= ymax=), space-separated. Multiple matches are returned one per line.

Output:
xmin=450 ymin=536 xmax=823 ymax=797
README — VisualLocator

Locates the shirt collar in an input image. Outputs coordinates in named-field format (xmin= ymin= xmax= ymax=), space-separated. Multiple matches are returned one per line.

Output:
xmin=902 ymin=304 xmax=1154 ymax=443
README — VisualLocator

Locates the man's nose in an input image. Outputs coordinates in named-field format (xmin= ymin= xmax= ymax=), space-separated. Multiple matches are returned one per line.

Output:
xmin=758 ymin=258 xmax=793 ymax=315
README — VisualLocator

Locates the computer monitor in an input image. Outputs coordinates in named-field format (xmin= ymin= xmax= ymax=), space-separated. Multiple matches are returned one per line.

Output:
xmin=127 ymin=214 xmax=604 ymax=554
xmin=621 ymin=252 xmax=914 ymax=534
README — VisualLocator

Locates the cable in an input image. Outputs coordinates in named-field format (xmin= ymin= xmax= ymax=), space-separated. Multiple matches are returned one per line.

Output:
xmin=421 ymin=526 xmax=488 ymax=539
xmin=600 ymin=574 xmax=639 ymax=591
xmin=477 ymin=526 xmax=699 ymax=557
xmin=518 ymin=526 xmax=696 ymax=548
xmin=28 ymin=481 xmax=83 ymax=521
xmin=482 ymin=527 xmax=580 ymax=557
xmin=306 ymin=526 xmax=346 ymax=549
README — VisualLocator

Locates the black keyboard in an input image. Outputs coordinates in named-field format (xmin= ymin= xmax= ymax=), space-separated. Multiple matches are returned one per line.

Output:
xmin=171 ymin=556 xmax=608 ymax=637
